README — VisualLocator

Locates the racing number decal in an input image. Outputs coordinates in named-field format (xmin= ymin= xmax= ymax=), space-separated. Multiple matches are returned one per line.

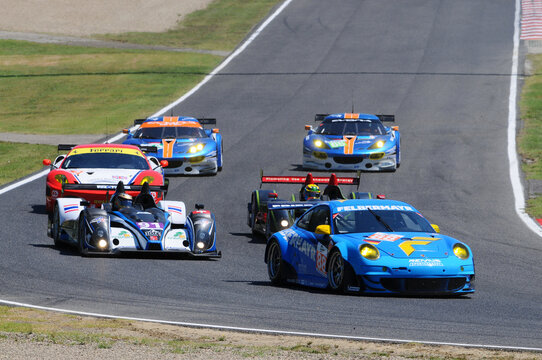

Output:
xmin=343 ymin=136 xmax=356 ymax=154
xmin=162 ymin=139 xmax=175 ymax=158
xmin=316 ymin=242 xmax=328 ymax=275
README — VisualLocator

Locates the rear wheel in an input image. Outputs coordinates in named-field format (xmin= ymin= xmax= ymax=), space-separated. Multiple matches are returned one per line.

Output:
xmin=327 ymin=250 xmax=354 ymax=293
xmin=267 ymin=240 xmax=285 ymax=285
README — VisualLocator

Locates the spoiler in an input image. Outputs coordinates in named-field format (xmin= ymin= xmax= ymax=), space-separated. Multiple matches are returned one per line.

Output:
xmin=260 ymin=171 xmax=360 ymax=189
xmin=314 ymin=114 xmax=329 ymax=122
xmin=138 ymin=145 xmax=158 ymax=153
xmin=58 ymin=144 xmax=77 ymax=151
xmin=62 ymin=183 xmax=168 ymax=193
xmin=197 ymin=118 xmax=216 ymax=126
xmin=268 ymin=202 xmax=315 ymax=211
xmin=314 ymin=114 xmax=395 ymax=122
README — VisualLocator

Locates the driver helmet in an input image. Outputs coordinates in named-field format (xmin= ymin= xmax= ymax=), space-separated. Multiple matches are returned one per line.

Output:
xmin=113 ymin=193 xmax=133 ymax=210
xmin=303 ymin=184 xmax=320 ymax=200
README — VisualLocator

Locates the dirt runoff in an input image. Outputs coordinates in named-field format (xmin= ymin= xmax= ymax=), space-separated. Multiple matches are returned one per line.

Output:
xmin=0 ymin=0 xmax=214 ymax=36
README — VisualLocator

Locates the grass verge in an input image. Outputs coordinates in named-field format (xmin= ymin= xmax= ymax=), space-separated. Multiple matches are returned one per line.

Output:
xmin=0 ymin=143 xmax=58 ymax=185
xmin=0 ymin=306 xmax=539 ymax=359
xmin=96 ymin=0 xmax=281 ymax=51
xmin=520 ymin=54 xmax=542 ymax=217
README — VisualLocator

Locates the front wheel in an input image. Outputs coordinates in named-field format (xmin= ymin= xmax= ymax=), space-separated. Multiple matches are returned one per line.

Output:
xmin=52 ymin=205 xmax=61 ymax=247
xmin=267 ymin=240 xmax=285 ymax=285
xmin=327 ymin=250 xmax=354 ymax=293
xmin=77 ymin=215 xmax=88 ymax=256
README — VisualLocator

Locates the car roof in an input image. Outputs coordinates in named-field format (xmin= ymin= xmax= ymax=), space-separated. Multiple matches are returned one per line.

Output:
xmin=140 ymin=116 xmax=202 ymax=128
xmin=323 ymin=113 xmax=380 ymax=122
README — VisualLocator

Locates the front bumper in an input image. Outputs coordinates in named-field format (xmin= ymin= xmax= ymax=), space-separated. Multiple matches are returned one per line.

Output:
xmin=162 ymin=156 xmax=217 ymax=175
xmin=303 ymin=150 xmax=397 ymax=171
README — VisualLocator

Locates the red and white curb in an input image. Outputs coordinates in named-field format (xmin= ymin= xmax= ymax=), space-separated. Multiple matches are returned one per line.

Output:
xmin=521 ymin=0 xmax=542 ymax=39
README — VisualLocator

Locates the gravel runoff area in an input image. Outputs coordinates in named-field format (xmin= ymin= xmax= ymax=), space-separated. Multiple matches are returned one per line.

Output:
xmin=0 ymin=1 xmax=541 ymax=359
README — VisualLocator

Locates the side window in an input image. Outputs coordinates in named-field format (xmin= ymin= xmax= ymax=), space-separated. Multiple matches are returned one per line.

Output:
xmin=307 ymin=206 xmax=330 ymax=233
xmin=297 ymin=210 xmax=312 ymax=231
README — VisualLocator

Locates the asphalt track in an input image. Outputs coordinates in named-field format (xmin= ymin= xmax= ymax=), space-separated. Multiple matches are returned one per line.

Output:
xmin=1 ymin=0 xmax=541 ymax=350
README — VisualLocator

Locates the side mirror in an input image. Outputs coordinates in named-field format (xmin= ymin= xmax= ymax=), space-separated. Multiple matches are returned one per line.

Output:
xmin=160 ymin=160 xmax=169 ymax=168
xmin=392 ymin=126 xmax=399 ymax=131
xmin=304 ymin=125 xmax=312 ymax=131
xmin=122 ymin=129 xmax=130 ymax=134
xmin=43 ymin=159 xmax=51 ymax=166
xmin=315 ymin=224 xmax=331 ymax=235
xmin=212 ymin=128 xmax=220 ymax=133
xmin=431 ymin=224 xmax=440 ymax=233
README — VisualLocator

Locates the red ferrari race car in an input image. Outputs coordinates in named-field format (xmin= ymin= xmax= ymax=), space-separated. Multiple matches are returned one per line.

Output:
xmin=43 ymin=144 xmax=168 ymax=214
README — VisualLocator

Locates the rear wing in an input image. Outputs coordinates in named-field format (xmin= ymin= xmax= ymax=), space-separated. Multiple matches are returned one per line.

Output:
xmin=62 ymin=183 xmax=168 ymax=193
xmin=267 ymin=202 xmax=316 ymax=211
xmin=58 ymin=144 xmax=76 ymax=151
xmin=314 ymin=114 xmax=395 ymax=122
xmin=260 ymin=171 xmax=360 ymax=189
xmin=138 ymin=145 xmax=158 ymax=153
xmin=133 ymin=117 xmax=217 ymax=126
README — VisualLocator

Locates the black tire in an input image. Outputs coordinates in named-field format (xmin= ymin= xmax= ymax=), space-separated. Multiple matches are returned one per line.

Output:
xmin=327 ymin=250 xmax=354 ymax=293
xmin=52 ymin=205 xmax=61 ymax=247
xmin=266 ymin=240 xmax=285 ymax=285
xmin=218 ymin=142 xmax=223 ymax=171
xmin=77 ymin=215 xmax=88 ymax=256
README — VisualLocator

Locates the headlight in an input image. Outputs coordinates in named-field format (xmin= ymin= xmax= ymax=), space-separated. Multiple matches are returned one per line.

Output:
xmin=360 ymin=244 xmax=380 ymax=260
xmin=54 ymin=174 xmax=68 ymax=184
xmin=453 ymin=243 xmax=470 ymax=259
xmin=369 ymin=140 xmax=385 ymax=149
xmin=312 ymin=139 xmax=329 ymax=149
xmin=189 ymin=143 xmax=205 ymax=153
xmin=97 ymin=239 xmax=108 ymax=249
xmin=197 ymin=241 xmax=205 ymax=249
xmin=280 ymin=219 xmax=289 ymax=227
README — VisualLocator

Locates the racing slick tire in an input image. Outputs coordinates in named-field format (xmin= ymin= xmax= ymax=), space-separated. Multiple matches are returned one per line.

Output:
xmin=327 ymin=250 xmax=355 ymax=293
xmin=77 ymin=215 xmax=89 ymax=256
xmin=218 ymin=142 xmax=223 ymax=172
xmin=52 ymin=205 xmax=62 ymax=247
xmin=266 ymin=240 xmax=286 ymax=285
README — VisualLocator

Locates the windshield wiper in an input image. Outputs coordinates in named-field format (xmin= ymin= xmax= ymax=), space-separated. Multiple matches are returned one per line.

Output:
xmin=367 ymin=208 xmax=394 ymax=232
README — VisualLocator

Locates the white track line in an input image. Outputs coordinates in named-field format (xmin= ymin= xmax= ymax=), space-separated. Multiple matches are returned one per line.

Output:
xmin=0 ymin=299 xmax=540 ymax=352
xmin=510 ymin=0 xmax=542 ymax=236
xmin=1 ymin=0 xmax=541 ymax=351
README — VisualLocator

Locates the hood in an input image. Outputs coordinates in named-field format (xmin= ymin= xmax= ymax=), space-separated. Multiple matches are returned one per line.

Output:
xmin=311 ymin=134 xmax=390 ymax=151
xmin=337 ymin=232 xmax=450 ymax=258
xmin=64 ymin=169 xmax=143 ymax=184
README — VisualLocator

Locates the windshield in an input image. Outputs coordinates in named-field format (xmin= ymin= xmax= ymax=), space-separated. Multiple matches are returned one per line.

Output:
xmin=61 ymin=153 xmax=149 ymax=170
xmin=134 ymin=126 xmax=207 ymax=139
xmin=333 ymin=209 xmax=435 ymax=234
xmin=316 ymin=120 xmax=386 ymax=136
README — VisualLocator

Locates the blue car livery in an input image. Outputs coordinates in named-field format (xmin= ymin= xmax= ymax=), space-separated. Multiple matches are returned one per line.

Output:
xmin=265 ymin=199 xmax=475 ymax=296
xmin=303 ymin=113 xmax=400 ymax=171
xmin=123 ymin=116 xmax=223 ymax=175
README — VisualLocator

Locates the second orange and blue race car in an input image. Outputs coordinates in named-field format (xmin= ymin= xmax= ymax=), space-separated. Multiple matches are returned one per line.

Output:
xmin=123 ymin=116 xmax=223 ymax=175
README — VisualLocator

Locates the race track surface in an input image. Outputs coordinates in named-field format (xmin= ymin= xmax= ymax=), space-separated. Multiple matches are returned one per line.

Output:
xmin=1 ymin=0 xmax=541 ymax=349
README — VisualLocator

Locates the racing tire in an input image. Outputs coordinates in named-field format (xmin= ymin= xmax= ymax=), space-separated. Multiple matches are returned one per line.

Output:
xmin=52 ymin=205 xmax=62 ymax=247
xmin=218 ymin=142 xmax=223 ymax=172
xmin=327 ymin=250 xmax=354 ymax=293
xmin=266 ymin=240 xmax=286 ymax=285
xmin=77 ymin=215 xmax=88 ymax=256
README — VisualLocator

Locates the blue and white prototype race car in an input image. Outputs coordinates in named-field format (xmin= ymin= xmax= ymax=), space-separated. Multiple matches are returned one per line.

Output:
xmin=264 ymin=199 xmax=474 ymax=295
xmin=123 ymin=116 xmax=223 ymax=175
xmin=49 ymin=182 xmax=221 ymax=257
xmin=303 ymin=113 xmax=400 ymax=171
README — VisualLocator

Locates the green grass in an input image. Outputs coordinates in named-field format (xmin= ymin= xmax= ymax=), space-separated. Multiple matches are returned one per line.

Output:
xmin=0 ymin=143 xmax=58 ymax=184
xmin=0 ymin=47 xmax=221 ymax=134
xmin=96 ymin=0 xmax=281 ymax=51
xmin=520 ymin=54 xmax=542 ymax=217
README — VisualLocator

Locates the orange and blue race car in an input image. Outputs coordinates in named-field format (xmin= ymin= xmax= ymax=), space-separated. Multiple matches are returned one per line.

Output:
xmin=303 ymin=113 xmax=400 ymax=172
xmin=123 ymin=116 xmax=223 ymax=175
xmin=43 ymin=144 xmax=168 ymax=214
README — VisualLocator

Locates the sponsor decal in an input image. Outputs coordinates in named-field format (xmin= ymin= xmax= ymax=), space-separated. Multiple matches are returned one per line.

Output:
xmin=117 ymin=230 xmax=132 ymax=238
xmin=137 ymin=222 xmax=164 ymax=229
xmin=70 ymin=147 xmax=143 ymax=157
xmin=143 ymin=229 xmax=162 ymax=239
xmin=328 ymin=140 xmax=346 ymax=148
xmin=398 ymin=238 xmax=438 ymax=256
xmin=173 ymin=231 xmax=187 ymax=240
xmin=168 ymin=206 xmax=183 ymax=215
xmin=162 ymin=139 xmax=175 ymax=158
xmin=51 ymin=190 xmax=59 ymax=197
xmin=283 ymin=229 xmax=316 ymax=262
xmin=408 ymin=259 xmax=444 ymax=267
xmin=90 ymin=216 xmax=107 ymax=224
xmin=367 ymin=232 xmax=403 ymax=242
xmin=336 ymin=205 xmax=414 ymax=212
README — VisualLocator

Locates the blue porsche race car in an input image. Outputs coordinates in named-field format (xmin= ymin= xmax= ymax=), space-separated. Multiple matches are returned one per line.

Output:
xmin=123 ymin=116 xmax=223 ymax=175
xmin=303 ymin=113 xmax=400 ymax=172
xmin=264 ymin=199 xmax=475 ymax=296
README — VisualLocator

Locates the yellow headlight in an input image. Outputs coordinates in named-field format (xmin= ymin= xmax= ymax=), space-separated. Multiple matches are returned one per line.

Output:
xmin=369 ymin=140 xmax=385 ymax=149
xmin=141 ymin=176 xmax=154 ymax=184
xmin=314 ymin=140 xmax=324 ymax=148
xmin=453 ymin=243 xmax=469 ymax=259
xmin=54 ymin=174 xmax=68 ymax=184
xmin=189 ymin=144 xmax=204 ymax=153
xmin=360 ymin=244 xmax=380 ymax=260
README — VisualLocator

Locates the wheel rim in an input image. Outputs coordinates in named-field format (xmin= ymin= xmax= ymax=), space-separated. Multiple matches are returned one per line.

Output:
xmin=267 ymin=242 xmax=281 ymax=279
xmin=328 ymin=252 xmax=344 ymax=289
